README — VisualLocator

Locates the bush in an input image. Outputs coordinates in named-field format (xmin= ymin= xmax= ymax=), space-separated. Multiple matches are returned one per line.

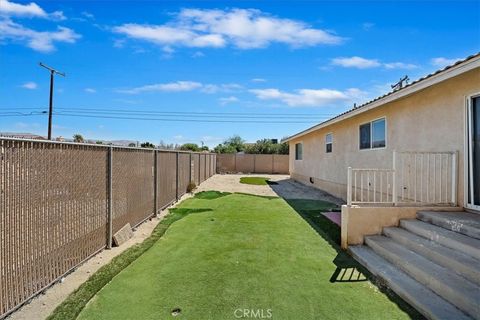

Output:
xmin=187 ymin=181 xmax=196 ymax=193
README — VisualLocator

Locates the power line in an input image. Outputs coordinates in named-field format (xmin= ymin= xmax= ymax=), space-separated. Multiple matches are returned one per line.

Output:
xmin=53 ymin=113 xmax=319 ymax=124
xmin=54 ymin=110 xmax=327 ymax=120
xmin=54 ymin=107 xmax=337 ymax=117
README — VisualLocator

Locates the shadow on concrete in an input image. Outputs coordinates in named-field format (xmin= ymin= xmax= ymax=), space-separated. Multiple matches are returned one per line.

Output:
xmin=268 ymin=178 xmax=345 ymax=205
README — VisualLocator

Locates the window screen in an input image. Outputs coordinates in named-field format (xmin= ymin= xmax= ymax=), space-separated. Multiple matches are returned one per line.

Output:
xmin=325 ymin=133 xmax=332 ymax=153
xmin=295 ymin=143 xmax=303 ymax=160
xmin=359 ymin=123 xmax=371 ymax=149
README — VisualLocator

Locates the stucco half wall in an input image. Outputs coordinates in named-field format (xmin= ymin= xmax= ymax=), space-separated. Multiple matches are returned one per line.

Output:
xmin=340 ymin=205 xmax=464 ymax=248
xmin=288 ymin=68 xmax=480 ymax=208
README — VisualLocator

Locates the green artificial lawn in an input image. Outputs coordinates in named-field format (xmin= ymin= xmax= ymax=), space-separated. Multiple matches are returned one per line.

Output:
xmin=72 ymin=191 xmax=419 ymax=320
xmin=239 ymin=176 xmax=271 ymax=185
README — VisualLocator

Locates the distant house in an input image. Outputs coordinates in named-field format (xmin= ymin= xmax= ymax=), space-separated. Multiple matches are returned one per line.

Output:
xmin=0 ymin=132 xmax=46 ymax=140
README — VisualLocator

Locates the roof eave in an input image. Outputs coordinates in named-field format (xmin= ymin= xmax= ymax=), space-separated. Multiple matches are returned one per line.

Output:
xmin=282 ymin=54 xmax=480 ymax=143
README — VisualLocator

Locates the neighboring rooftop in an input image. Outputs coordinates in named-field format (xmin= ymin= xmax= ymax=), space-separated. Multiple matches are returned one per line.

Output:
xmin=0 ymin=132 xmax=46 ymax=140
xmin=283 ymin=52 xmax=480 ymax=142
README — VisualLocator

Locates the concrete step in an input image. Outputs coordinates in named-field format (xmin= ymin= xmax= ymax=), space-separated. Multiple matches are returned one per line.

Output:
xmin=349 ymin=245 xmax=472 ymax=320
xmin=417 ymin=211 xmax=480 ymax=240
xmin=383 ymin=227 xmax=480 ymax=286
xmin=365 ymin=235 xmax=480 ymax=319
xmin=400 ymin=219 xmax=480 ymax=260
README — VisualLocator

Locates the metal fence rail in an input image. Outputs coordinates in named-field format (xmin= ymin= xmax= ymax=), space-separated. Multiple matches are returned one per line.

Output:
xmin=216 ymin=154 xmax=289 ymax=174
xmin=347 ymin=150 xmax=457 ymax=206
xmin=0 ymin=138 xmax=216 ymax=319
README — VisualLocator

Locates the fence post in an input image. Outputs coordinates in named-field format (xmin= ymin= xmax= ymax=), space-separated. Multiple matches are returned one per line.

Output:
xmin=107 ymin=146 xmax=113 ymax=249
xmin=189 ymin=153 xmax=192 ymax=183
xmin=198 ymin=154 xmax=201 ymax=183
xmin=347 ymin=167 xmax=352 ymax=206
xmin=176 ymin=152 xmax=179 ymax=200
xmin=392 ymin=150 xmax=397 ymax=205
xmin=451 ymin=151 xmax=458 ymax=205
xmin=153 ymin=150 xmax=158 ymax=216
xmin=271 ymin=154 xmax=274 ymax=174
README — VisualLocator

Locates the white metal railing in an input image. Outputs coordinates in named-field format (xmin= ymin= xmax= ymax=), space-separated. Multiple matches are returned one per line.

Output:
xmin=347 ymin=150 xmax=457 ymax=206
xmin=347 ymin=168 xmax=396 ymax=205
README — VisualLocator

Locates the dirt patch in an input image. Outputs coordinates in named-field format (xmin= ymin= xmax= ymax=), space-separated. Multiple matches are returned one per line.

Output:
xmin=197 ymin=174 xmax=344 ymax=205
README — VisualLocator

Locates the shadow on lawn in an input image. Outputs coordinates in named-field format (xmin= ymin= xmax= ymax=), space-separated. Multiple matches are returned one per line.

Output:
xmin=283 ymin=198 xmax=425 ymax=319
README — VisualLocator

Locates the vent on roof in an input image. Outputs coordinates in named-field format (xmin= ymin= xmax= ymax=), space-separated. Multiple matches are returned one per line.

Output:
xmin=391 ymin=75 xmax=410 ymax=91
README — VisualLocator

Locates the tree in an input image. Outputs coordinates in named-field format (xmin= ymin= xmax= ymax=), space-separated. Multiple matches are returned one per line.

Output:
xmin=180 ymin=143 xmax=201 ymax=152
xmin=277 ymin=141 xmax=289 ymax=154
xmin=128 ymin=142 xmax=136 ymax=147
xmin=244 ymin=139 xmax=289 ymax=154
xmin=96 ymin=141 xmax=103 ymax=144
xmin=73 ymin=134 xmax=84 ymax=143
xmin=213 ymin=135 xmax=245 ymax=153
xmin=140 ymin=142 xmax=155 ymax=149
xmin=214 ymin=143 xmax=237 ymax=154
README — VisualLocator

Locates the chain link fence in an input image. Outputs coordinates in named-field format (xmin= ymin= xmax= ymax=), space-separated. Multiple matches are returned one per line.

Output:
xmin=0 ymin=138 xmax=216 ymax=319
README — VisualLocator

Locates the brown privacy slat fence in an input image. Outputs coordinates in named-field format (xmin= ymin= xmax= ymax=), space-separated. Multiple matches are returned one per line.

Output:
xmin=216 ymin=154 xmax=289 ymax=174
xmin=0 ymin=138 xmax=216 ymax=319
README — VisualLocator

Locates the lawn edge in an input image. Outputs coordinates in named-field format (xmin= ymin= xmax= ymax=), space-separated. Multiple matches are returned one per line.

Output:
xmin=46 ymin=193 xmax=210 ymax=320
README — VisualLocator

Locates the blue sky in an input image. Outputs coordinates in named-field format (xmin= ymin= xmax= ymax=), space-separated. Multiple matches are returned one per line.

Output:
xmin=1 ymin=0 xmax=479 ymax=147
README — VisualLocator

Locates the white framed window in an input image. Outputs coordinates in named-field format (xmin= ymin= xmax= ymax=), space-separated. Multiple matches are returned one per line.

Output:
xmin=325 ymin=133 xmax=332 ymax=153
xmin=295 ymin=142 xmax=303 ymax=160
xmin=360 ymin=118 xmax=386 ymax=150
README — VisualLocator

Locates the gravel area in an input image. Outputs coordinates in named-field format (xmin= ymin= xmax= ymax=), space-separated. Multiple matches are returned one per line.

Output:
xmin=198 ymin=174 xmax=344 ymax=205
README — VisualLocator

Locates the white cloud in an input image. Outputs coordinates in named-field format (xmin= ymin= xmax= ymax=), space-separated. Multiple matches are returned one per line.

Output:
xmin=362 ymin=22 xmax=375 ymax=31
xmin=191 ymin=51 xmax=205 ymax=58
xmin=332 ymin=56 xmax=418 ymax=70
xmin=119 ymin=81 xmax=243 ymax=95
xmin=0 ymin=0 xmax=65 ymax=20
xmin=219 ymin=96 xmax=239 ymax=105
xmin=21 ymin=81 xmax=37 ymax=89
xmin=113 ymin=8 xmax=343 ymax=51
xmin=201 ymin=83 xmax=242 ymax=94
xmin=118 ymin=81 xmax=203 ymax=94
xmin=249 ymin=87 xmax=365 ymax=107
xmin=85 ymin=88 xmax=96 ymax=93
xmin=251 ymin=78 xmax=266 ymax=82
xmin=431 ymin=57 xmax=461 ymax=68
xmin=332 ymin=56 xmax=381 ymax=69
xmin=0 ymin=19 xmax=80 ymax=52
xmin=383 ymin=62 xmax=418 ymax=70
xmin=118 ymin=81 xmax=243 ymax=94
xmin=81 ymin=11 xmax=94 ymax=19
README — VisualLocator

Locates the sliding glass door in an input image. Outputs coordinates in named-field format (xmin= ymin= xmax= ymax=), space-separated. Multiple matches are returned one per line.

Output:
xmin=467 ymin=95 xmax=480 ymax=211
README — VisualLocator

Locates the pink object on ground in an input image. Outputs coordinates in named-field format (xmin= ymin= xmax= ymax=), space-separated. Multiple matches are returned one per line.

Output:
xmin=321 ymin=212 xmax=341 ymax=226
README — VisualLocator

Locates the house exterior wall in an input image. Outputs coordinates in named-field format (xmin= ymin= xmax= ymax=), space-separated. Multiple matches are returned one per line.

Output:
xmin=289 ymin=68 xmax=480 ymax=207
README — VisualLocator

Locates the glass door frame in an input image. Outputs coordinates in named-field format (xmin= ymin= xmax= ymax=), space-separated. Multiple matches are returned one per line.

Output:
xmin=466 ymin=93 xmax=480 ymax=211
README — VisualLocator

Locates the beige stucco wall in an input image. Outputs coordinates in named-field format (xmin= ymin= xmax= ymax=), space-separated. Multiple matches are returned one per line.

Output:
xmin=340 ymin=205 xmax=464 ymax=248
xmin=289 ymin=68 xmax=480 ymax=207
